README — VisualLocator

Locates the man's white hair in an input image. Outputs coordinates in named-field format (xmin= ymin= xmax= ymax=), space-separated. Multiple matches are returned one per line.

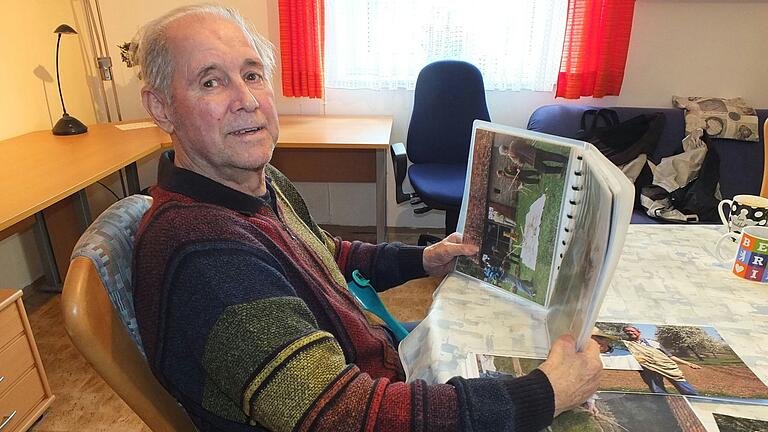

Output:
xmin=131 ymin=4 xmax=275 ymax=101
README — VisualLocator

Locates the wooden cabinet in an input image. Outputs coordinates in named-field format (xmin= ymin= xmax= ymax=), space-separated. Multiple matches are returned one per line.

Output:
xmin=0 ymin=290 xmax=54 ymax=432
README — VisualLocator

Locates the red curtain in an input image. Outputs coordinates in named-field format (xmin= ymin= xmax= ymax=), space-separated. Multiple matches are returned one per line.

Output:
xmin=555 ymin=0 xmax=636 ymax=99
xmin=278 ymin=0 xmax=325 ymax=99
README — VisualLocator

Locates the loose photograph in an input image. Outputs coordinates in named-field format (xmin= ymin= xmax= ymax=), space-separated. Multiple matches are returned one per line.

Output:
xmin=550 ymin=392 xmax=706 ymax=432
xmin=593 ymin=322 xmax=768 ymax=402
xmin=712 ymin=413 xmax=768 ymax=432
xmin=468 ymin=353 xmax=710 ymax=431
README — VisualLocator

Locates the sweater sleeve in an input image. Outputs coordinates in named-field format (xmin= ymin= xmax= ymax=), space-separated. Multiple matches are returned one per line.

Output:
xmin=327 ymin=234 xmax=428 ymax=291
xmin=154 ymin=241 xmax=553 ymax=432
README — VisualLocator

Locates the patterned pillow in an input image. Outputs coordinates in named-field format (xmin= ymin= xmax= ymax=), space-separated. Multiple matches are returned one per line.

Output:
xmin=672 ymin=96 xmax=759 ymax=142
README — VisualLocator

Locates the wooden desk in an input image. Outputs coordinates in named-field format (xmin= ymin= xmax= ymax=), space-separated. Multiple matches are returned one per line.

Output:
xmin=160 ymin=115 xmax=394 ymax=242
xmin=271 ymin=115 xmax=393 ymax=243
xmin=0 ymin=115 xmax=391 ymax=289
xmin=0 ymin=124 xmax=166 ymax=287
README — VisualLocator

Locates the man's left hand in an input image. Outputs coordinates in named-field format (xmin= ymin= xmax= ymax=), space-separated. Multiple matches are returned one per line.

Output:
xmin=422 ymin=232 xmax=479 ymax=277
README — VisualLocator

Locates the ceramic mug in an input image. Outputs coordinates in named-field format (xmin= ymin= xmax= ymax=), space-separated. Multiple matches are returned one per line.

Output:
xmin=716 ymin=225 xmax=768 ymax=283
xmin=719 ymin=194 xmax=768 ymax=234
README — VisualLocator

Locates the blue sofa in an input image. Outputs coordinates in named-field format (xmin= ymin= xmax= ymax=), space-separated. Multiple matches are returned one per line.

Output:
xmin=527 ymin=105 xmax=767 ymax=223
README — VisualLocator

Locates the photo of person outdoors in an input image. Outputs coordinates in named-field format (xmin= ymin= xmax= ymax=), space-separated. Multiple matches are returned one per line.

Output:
xmin=594 ymin=323 xmax=768 ymax=402
xmin=621 ymin=325 xmax=701 ymax=395
xmin=456 ymin=130 xmax=571 ymax=306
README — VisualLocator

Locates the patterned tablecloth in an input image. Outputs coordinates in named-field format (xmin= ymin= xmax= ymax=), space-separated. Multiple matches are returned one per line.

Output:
xmin=398 ymin=224 xmax=768 ymax=429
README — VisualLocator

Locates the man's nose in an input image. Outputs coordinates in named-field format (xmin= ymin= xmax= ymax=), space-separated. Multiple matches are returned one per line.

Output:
xmin=231 ymin=81 xmax=259 ymax=112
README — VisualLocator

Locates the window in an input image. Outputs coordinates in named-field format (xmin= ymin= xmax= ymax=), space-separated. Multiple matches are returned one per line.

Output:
xmin=324 ymin=0 xmax=568 ymax=91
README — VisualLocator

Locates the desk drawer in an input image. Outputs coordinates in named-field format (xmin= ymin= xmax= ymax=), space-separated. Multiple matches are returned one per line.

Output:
xmin=0 ymin=369 xmax=45 ymax=432
xmin=0 ymin=306 xmax=23 ymax=349
xmin=0 ymin=336 xmax=35 ymax=397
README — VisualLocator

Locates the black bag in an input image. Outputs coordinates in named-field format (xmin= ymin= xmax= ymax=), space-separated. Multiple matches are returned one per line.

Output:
xmin=640 ymin=138 xmax=721 ymax=223
xmin=576 ymin=109 xmax=666 ymax=166
xmin=668 ymin=143 xmax=721 ymax=222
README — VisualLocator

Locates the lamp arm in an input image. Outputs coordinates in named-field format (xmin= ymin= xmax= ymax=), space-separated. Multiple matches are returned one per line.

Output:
xmin=55 ymin=33 xmax=68 ymax=115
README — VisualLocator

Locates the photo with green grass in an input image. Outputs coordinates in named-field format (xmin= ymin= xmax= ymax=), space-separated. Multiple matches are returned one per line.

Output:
xmin=456 ymin=130 xmax=570 ymax=306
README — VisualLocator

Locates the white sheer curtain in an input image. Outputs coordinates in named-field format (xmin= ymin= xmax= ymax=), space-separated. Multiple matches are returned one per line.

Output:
xmin=324 ymin=0 xmax=568 ymax=91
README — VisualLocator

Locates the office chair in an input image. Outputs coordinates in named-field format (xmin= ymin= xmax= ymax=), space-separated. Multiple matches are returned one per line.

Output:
xmin=391 ymin=60 xmax=490 ymax=245
xmin=61 ymin=195 xmax=196 ymax=432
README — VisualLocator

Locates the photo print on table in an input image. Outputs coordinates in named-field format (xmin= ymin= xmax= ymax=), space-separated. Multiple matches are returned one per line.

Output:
xmin=467 ymin=354 xmax=709 ymax=432
xmin=712 ymin=413 xmax=768 ymax=432
xmin=593 ymin=322 xmax=768 ymax=403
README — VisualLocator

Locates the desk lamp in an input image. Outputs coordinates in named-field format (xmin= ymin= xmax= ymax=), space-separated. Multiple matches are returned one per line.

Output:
xmin=52 ymin=24 xmax=87 ymax=135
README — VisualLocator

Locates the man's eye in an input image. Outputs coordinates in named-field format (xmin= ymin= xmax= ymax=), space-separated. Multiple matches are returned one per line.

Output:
xmin=245 ymin=72 xmax=263 ymax=82
xmin=202 ymin=79 xmax=219 ymax=88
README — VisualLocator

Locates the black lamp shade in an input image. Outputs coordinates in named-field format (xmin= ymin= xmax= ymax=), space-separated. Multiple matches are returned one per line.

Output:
xmin=54 ymin=24 xmax=77 ymax=35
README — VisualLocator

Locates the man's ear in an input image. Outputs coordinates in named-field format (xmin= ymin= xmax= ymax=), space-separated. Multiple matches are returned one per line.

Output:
xmin=142 ymin=87 xmax=174 ymax=134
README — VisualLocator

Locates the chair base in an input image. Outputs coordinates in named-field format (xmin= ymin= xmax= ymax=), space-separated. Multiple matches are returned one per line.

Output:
xmin=416 ymin=209 xmax=459 ymax=246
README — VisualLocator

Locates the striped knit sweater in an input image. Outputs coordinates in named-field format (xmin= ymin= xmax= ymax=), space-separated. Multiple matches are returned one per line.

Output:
xmin=132 ymin=151 xmax=554 ymax=432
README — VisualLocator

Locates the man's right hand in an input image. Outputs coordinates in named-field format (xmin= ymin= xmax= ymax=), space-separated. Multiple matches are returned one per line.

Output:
xmin=537 ymin=335 xmax=603 ymax=417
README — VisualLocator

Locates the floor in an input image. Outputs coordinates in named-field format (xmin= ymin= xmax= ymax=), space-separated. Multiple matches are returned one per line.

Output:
xmin=23 ymin=225 xmax=443 ymax=431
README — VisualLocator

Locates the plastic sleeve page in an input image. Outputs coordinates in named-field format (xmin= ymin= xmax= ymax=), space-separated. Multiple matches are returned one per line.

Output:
xmin=573 ymin=146 xmax=635 ymax=350
xmin=455 ymin=121 xmax=574 ymax=308
xmin=545 ymin=155 xmax=614 ymax=351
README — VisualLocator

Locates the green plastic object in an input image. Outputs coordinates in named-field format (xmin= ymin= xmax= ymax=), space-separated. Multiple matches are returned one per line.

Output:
xmin=347 ymin=270 xmax=410 ymax=342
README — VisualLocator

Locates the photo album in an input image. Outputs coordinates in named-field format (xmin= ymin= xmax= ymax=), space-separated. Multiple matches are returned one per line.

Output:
xmin=444 ymin=122 xmax=768 ymax=430
xmin=453 ymin=121 xmax=634 ymax=351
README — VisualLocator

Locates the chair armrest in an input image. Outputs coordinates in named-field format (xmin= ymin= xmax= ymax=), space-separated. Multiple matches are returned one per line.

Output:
xmin=390 ymin=142 xmax=411 ymax=204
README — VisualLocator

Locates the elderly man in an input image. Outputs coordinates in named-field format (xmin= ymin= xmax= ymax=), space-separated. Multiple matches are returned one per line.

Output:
xmin=131 ymin=5 xmax=602 ymax=431
xmin=622 ymin=325 xmax=701 ymax=395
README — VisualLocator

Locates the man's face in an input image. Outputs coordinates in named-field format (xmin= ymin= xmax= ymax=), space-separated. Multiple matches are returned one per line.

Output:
xmin=623 ymin=327 xmax=641 ymax=341
xmin=160 ymin=14 xmax=279 ymax=187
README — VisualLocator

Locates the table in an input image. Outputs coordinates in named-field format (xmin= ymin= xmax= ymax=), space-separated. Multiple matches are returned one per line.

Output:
xmin=1 ymin=115 xmax=392 ymax=289
xmin=399 ymin=225 xmax=768 ymax=430
xmin=0 ymin=123 xmax=167 ymax=286
xmin=160 ymin=115 xmax=394 ymax=243
xmin=271 ymin=115 xmax=393 ymax=243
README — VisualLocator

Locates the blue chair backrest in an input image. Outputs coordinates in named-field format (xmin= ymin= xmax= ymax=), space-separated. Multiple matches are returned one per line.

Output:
xmin=407 ymin=60 xmax=491 ymax=165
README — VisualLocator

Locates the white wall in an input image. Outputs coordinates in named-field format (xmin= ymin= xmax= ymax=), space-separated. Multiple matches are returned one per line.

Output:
xmin=0 ymin=0 xmax=97 ymax=288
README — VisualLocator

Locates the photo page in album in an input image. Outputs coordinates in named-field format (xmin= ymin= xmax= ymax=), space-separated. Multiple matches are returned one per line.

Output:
xmin=453 ymin=120 xmax=634 ymax=350
xmin=455 ymin=123 xmax=576 ymax=306
xmin=545 ymin=155 xmax=614 ymax=348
